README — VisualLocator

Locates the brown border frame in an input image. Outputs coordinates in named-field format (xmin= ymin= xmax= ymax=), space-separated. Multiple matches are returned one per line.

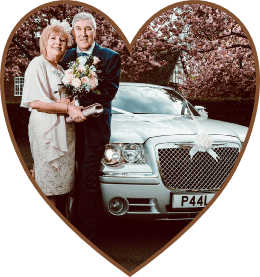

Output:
xmin=0 ymin=0 xmax=259 ymax=276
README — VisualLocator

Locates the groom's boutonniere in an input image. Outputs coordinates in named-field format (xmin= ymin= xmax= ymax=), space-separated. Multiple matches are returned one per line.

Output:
xmin=54 ymin=55 xmax=103 ymax=100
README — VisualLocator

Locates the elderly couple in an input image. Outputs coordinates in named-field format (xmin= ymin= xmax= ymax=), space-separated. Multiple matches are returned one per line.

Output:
xmin=21 ymin=12 xmax=121 ymax=241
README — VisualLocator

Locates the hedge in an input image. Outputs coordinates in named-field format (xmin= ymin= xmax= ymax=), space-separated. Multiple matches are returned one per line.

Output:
xmin=188 ymin=98 xmax=255 ymax=127
xmin=6 ymin=104 xmax=31 ymax=138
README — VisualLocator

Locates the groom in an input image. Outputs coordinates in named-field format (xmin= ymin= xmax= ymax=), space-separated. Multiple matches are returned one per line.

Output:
xmin=60 ymin=12 xmax=121 ymax=241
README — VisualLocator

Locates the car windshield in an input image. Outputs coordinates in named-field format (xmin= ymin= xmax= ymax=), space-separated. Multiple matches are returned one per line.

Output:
xmin=112 ymin=84 xmax=199 ymax=116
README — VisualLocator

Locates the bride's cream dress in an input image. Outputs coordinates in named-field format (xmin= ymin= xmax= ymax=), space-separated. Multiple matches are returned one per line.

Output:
xmin=21 ymin=55 xmax=75 ymax=196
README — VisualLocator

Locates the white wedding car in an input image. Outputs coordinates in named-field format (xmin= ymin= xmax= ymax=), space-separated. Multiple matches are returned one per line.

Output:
xmin=98 ymin=82 xmax=248 ymax=220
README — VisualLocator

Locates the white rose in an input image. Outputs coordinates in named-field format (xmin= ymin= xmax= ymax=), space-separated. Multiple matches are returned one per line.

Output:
xmin=65 ymin=69 xmax=73 ymax=76
xmin=71 ymin=78 xmax=81 ymax=88
xmin=62 ymin=75 xmax=70 ymax=85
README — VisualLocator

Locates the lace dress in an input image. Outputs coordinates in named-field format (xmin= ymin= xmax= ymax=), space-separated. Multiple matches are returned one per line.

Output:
xmin=21 ymin=55 xmax=76 ymax=196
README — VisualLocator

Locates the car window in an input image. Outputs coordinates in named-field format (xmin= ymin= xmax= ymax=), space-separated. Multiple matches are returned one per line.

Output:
xmin=112 ymin=85 xmax=199 ymax=116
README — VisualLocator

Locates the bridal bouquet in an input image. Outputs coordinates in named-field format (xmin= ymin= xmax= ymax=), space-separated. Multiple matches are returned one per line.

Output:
xmin=55 ymin=55 xmax=102 ymax=100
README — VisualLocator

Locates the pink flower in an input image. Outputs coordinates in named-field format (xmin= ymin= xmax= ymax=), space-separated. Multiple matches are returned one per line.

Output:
xmin=89 ymin=76 xmax=98 ymax=89
xmin=81 ymin=76 xmax=89 ymax=84
xmin=71 ymin=78 xmax=81 ymax=88
xmin=89 ymin=70 xmax=96 ymax=77
xmin=93 ymin=56 xmax=100 ymax=65
xmin=78 ymin=64 xmax=86 ymax=73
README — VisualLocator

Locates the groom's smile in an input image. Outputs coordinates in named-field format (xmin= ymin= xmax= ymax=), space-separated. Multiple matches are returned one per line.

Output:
xmin=73 ymin=19 xmax=96 ymax=51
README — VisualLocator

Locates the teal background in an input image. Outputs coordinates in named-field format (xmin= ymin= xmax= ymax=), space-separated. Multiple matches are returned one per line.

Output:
xmin=0 ymin=0 xmax=260 ymax=277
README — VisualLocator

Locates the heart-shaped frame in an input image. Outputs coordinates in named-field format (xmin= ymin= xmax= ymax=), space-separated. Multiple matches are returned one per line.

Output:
xmin=1 ymin=0 xmax=259 ymax=276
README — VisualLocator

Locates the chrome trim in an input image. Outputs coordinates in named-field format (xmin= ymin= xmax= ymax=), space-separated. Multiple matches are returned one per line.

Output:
xmin=168 ymin=188 xmax=219 ymax=192
xmin=127 ymin=198 xmax=160 ymax=214
xmin=101 ymin=173 xmax=158 ymax=178
xmin=99 ymin=173 xmax=160 ymax=184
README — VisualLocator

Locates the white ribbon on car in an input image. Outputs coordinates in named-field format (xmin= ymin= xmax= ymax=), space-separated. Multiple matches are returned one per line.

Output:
xmin=112 ymin=107 xmax=162 ymax=125
xmin=184 ymin=99 xmax=219 ymax=162
xmin=112 ymin=103 xmax=219 ymax=162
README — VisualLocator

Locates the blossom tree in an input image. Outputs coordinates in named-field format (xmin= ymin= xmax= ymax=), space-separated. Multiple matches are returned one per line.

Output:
xmin=149 ymin=4 xmax=256 ymax=98
xmin=4 ymin=4 xmax=126 ymax=81
xmin=4 ymin=4 xmax=175 ymax=83
xmin=4 ymin=3 xmax=256 ymax=98
xmin=120 ymin=3 xmax=256 ymax=98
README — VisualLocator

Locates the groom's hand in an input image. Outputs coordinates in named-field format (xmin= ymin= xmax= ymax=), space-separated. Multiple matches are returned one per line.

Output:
xmin=67 ymin=105 xmax=86 ymax=123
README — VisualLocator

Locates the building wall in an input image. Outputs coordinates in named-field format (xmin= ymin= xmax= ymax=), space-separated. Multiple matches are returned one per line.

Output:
xmin=170 ymin=56 xmax=185 ymax=86
xmin=4 ymin=78 xmax=22 ymax=103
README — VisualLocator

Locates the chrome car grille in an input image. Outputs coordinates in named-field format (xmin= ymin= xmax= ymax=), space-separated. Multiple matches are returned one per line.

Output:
xmin=157 ymin=146 xmax=240 ymax=191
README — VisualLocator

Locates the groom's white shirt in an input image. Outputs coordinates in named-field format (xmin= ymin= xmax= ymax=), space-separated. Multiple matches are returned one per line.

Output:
xmin=74 ymin=42 xmax=96 ymax=106
xmin=76 ymin=42 xmax=96 ymax=65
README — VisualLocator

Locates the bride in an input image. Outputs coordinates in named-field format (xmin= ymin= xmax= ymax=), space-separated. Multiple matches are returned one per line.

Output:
xmin=21 ymin=21 xmax=85 ymax=215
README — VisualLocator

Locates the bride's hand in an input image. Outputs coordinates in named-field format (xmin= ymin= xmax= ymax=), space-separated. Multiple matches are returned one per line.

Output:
xmin=67 ymin=105 xmax=86 ymax=123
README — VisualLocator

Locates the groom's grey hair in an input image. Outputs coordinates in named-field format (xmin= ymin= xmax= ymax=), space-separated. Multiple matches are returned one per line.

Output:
xmin=72 ymin=12 xmax=96 ymax=30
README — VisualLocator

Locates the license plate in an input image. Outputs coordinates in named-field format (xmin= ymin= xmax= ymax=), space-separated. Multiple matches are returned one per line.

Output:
xmin=172 ymin=194 xmax=214 ymax=208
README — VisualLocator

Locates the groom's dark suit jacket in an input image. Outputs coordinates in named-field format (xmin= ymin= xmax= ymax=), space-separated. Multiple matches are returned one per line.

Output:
xmin=60 ymin=43 xmax=121 ymax=151
xmin=59 ymin=43 xmax=121 ymax=239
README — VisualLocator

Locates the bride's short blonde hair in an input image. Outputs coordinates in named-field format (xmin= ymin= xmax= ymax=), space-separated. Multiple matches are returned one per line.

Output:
xmin=40 ymin=25 xmax=71 ymax=61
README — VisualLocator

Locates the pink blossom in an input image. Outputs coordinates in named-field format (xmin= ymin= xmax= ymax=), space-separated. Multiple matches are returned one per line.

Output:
xmin=206 ymin=17 xmax=213 ymax=24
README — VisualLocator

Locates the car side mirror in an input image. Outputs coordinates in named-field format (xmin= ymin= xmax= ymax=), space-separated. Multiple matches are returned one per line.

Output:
xmin=195 ymin=106 xmax=208 ymax=118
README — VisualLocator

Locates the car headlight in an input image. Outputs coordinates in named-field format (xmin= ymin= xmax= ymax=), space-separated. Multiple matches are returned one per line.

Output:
xmin=122 ymin=143 xmax=141 ymax=163
xmin=102 ymin=143 xmax=146 ymax=167
xmin=103 ymin=144 xmax=121 ymax=165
